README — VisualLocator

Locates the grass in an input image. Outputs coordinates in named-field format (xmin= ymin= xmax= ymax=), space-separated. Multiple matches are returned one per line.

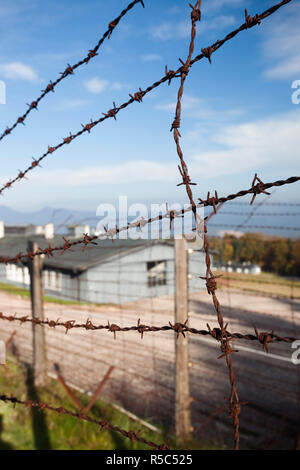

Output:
xmin=0 ymin=358 xmax=222 ymax=450
xmin=0 ymin=281 xmax=115 ymax=307
xmin=0 ymin=282 xmax=31 ymax=299
xmin=0 ymin=358 xmax=164 ymax=450
xmin=216 ymin=271 xmax=300 ymax=299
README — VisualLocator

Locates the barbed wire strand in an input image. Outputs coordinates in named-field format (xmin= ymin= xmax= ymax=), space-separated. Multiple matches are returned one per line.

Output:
xmin=0 ymin=0 xmax=145 ymax=142
xmin=0 ymin=176 xmax=298 ymax=265
xmin=0 ymin=312 xmax=296 ymax=346
xmin=171 ymin=0 xmax=201 ymax=224
xmin=0 ymin=0 xmax=293 ymax=197
xmin=200 ymin=196 xmax=242 ymax=449
xmin=0 ymin=394 xmax=168 ymax=450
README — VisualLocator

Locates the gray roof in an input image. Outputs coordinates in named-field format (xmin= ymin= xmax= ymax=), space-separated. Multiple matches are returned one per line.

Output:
xmin=0 ymin=236 xmax=174 ymax=273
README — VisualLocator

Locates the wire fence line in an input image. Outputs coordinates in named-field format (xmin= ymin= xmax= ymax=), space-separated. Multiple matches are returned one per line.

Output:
xmin=0 ymin=394 xmax=167 ymax=450
xmin=0 ymin=0 xmax=145 ymax=143
xmin=0 ymin=0 xmax=299 ymax=452
xmin=0 ymin=176 xmax=298 ymax=265
xmin=0 ymin=312 xmax=297 ymax=345
xmin=164 ymin=0 xmax=295 ymax=451
xmin=0 ymin=0 xmax=293 ymax=197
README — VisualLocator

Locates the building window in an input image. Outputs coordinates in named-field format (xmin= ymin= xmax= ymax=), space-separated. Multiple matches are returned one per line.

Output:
xmin=6 ymin=264 xmax=30 ymax=285
xmin=147 ymin=261 xmax=167 ymax=287
xmin=44 ymin=270 xmax=62 ymax=292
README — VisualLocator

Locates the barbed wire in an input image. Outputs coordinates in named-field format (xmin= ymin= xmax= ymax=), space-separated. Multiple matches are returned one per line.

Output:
xmin=0 ymin=394 xmax=167 ymax=450
xmin=0 ymin=175 xmax=298 ymax=265
xmin=234 ymin=181 xmax=274 ymax=232
xmin=0 ymin=0 xmax=293 ymax=197
xmin=201 ymin=211 xmax=242 ymax=449
xmin=0 ymin=0 xmax=297 ymax=450
xmin=0 ymin=312 xmax=296 ymax=347
xmin=198 ymin=176 xmax=299 ymax=207
xmin=168 ymin=0 xmax=242 ymax=449
xmin=170 ymin=0 xmax=201 ymax=224
xmin=0 ymin=0 xmax=145 ymax=143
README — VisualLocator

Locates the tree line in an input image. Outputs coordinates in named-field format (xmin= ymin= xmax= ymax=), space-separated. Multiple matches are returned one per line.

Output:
xmin=208 ymin=233 xmax=300 ymax=277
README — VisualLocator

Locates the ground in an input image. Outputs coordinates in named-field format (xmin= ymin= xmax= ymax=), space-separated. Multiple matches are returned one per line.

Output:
xmin=0 ymin=272 xmax=299 ymax=450
xmin=0 ymin=359 xmax=167 ymax=450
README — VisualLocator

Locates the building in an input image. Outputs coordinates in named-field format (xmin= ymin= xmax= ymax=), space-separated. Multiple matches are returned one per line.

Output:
xmin=217 ymin=230 xmax=244 ymax=239
xmin=0 ymin=236 xmax=210 ymax=304
xmin=216 ymin=261 xmax=261 ymax=275
xmin=66 ymin=224 xmax=90 ymax=239
xmin=0 ymin=221 xmax=54 ymax=239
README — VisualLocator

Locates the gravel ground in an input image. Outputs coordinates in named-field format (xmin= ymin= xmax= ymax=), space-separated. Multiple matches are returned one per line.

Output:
xmin=0 ymin=287 xmax=299 ymax=450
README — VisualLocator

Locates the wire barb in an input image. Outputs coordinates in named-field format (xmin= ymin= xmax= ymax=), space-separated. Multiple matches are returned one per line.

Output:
xmin=0 ymin=0 xmax=145 ymax=142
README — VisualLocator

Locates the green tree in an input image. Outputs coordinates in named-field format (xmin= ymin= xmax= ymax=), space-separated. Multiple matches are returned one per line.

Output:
xmin=262 ymin=237 xmax=289 ymax=275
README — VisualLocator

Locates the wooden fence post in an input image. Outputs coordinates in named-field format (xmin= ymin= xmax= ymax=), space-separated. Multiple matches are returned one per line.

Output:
xmin=28 ymin=241 xmax=47 ymax=387
xmin=174 ymin=237 xmax=191 ymax=442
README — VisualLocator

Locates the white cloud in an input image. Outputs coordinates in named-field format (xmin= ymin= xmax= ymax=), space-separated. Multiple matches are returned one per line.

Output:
xmin=84 ymin=77 xmax=108 ymax=94
xmin=141 ymin=53 xmax=162 ymax=62
xmin=265 ymin=53 xmax=300 ymax=79
xmin=84 ymin=77 xmax=127 ymax=93
xmin=189 ymin=111 xmax=300 ymax=178
xmin=155 ymin=94 xmax=243 ymax=122
xmin=27 ymin=161 xmax=178 ymax=188
xmin=0 ymin=62 xmax=38 ymax=81
xmin=263 ymin=2 xmax=300 ymax=79
xmin=17 ymin=111 xmax=299 ymax=190
xmin=151 ymin=15 xmax=235 ymax=40
xmin=155 ymin=95 xmax=202 ymax=112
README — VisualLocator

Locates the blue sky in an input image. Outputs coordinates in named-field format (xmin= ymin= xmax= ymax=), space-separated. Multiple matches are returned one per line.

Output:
xmin=0 ymin=0 xmax=299 ymax=213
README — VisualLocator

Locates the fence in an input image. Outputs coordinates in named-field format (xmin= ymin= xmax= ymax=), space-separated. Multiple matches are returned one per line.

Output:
xmin=0 ymin=0 xmax=299 ymax=451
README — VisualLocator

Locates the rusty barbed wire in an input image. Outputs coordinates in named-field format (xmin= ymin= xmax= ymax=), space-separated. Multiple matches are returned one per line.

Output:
xmin=0 ymin=175 xmax=298 ymax=265
xmin=0 ymin=393 xmax=167 ymax=450
xmin=0 ymin=0 xmax=145 ymax=143
xmin=0 ymin=312 xmax=296 ymax=346
xmin=200 ymin=212 xmax=242 ymax=450
xmin=198 ymin=176 xmax=299 ymax=207
xmin=0 ymin=0 xmax=293 ymax=197
xmin=170 ymin=0 xmax=201 ymax=225
xmin=167 ymin=1 xmax=243 ymax=446
xmin=233 ymin=178 xmax=274 ymax=232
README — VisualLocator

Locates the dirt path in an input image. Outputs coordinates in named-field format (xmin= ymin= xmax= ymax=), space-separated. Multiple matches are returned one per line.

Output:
xmin=0 ymin=288 xmax=299 ymax=449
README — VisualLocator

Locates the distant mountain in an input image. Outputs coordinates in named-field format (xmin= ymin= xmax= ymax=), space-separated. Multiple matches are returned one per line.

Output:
xmin=0 ymin=204 xmax=298 ymax=238
xmin=0 ymin=205 xmax=97 ymax=232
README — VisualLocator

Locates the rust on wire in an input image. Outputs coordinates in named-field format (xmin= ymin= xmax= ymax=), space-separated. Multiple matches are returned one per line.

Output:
xmin=0 ymin=312 xmax=296 ymax=345
xmin=0 ymin=0 xmax=145 ymax=142
xmin=0 ymin=0 xmax=293 ymax=197
xmin=171 ymin=0 xmax=201 ymax=226
xmin=0 ymin=394 xmax=168 ymax=450
xmin=201 ymin=216 xmax=242 ymax=450
xmin=0 ymin=176 xmax=299 ymax=265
